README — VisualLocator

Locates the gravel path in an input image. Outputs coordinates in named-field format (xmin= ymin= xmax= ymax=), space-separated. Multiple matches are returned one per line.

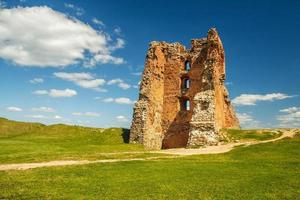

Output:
xmin=0 ymin=129 xmax=297 ymax=171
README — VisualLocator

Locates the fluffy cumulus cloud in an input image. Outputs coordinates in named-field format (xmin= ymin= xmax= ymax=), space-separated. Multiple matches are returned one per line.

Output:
xmin=31 ymin=107 xmax=55 ymax=112
xmin=102 ymin=97 xmax=135 ymax=104
xmin=109 ymin=38 xmax=125 ymax=51
xmin=0 ymin=6 xmax=124 ymax=68
xmin=33 ymin=89 xmax=77 ymax=97
xmin=107 ymin=78 xmax=131 ymax=90
xmin=72 ymin=112 xmax=100 ymax=117
xmin=6 ymin=106 xmax=22 ymax=112
xmin=277 ymin=107 xmax=300 ymax=127
xmin=116 ymin=115 xmax=128 ymax=122
xmin=232 ymin=93 xmax=293 ymax=106
xmin=54 ymin=72 xmax=106 ymax=92
xmin=29 ymin=78 xmax=44 ymax=84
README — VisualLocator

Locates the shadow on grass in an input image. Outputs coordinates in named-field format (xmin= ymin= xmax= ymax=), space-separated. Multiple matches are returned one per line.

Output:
xmin=121 ymin=128 xmax=130 ymax=143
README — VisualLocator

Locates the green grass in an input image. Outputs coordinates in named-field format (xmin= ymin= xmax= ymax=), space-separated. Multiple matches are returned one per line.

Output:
xmin=1 ymin=134 xmax=299 ymax=199
xmin=0 ymin=117 xmax=145 ymax=164
xmin=223 ymin=128 xmax=282 ymax=142
xmin=0 ymin=117 xmax=299 ymax=199
xmin=0 ymin=118 xmax=289 ymax=164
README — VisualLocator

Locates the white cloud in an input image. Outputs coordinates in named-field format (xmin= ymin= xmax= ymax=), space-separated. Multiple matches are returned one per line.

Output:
xmin=31 ymin=106 xmax=55 ymax=112
xmin=232 ymin=93 xmax=293 ymax=106
xmin=54 ymin=115 xmax=62 ymax=119
xmin=29 ymin=78 xmax=44 ymax=84
xmin=54 ymin=72 xmax=106 ymax=92
xmin=33 ymin=88 xmax=77 ymax=97
xmin=0 ymin=6 xmax=124 ymax=68
xmin=277 ymin=107 xmax=300 ymax=128
xmin=102 ymin=97 xmax=135 ymax=105
xmin=107 ymin=78 xmax=131 ymax=90
xmin=116 ymin=115 xmax=128 ymax=122
xmin=72 ymin=112 xmax=100 ymax=117
xmin=236 ymin=113 xmax=261 ymax=128
xmin=237 ymin=113 xmax=253 ymax=124
xmin=49 ymin=89 xmax=77 ymax=97
xmin=102 ymin=97 xmax=114 ymax=103
xmin=26 ymin=114 xmax=46 ymax=119
xmin=6 ymin=106 xmax=22 ymax=112
xmin=118 ymin=82 xmax=131 ymax=90
xmin=109 ymin=38 xmax=125 ymax=51
xmin=26 ymin=114 xmax=62 ymax=119
xmin=107 ymin=79 xmax=123 ymax=85
xmin=115 ymin=97 xmax=134 ymax=104
xmin=131 ymin=72 xmax=142 ymax=76
xmin=92 ymin=18 xmax=105 ymax=26
xmin=114 ymin=27 xmax=121 ymax=35
xmin=64 ymin=3 xmax=84 ymax=16
xmin=33 ymin=90 xmax=48 ymax=95
xmin=88 ymin=54 xmax=125 ymax=66
xmin=280 ymin=107 xmax=300 ymax=114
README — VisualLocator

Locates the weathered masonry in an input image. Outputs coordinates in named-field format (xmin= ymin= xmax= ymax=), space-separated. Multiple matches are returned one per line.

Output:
xmin=130 ymin=28 xmax=239 ymax=150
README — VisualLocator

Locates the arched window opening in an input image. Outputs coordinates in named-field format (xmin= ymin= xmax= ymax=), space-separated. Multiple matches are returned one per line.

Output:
xmin=183 ymin=78 xmax=190 ymax=89
xmin=182 ymin=99 xmax=190 ymax=111
xmin=185 ymin=61 xmax=191 ymax=71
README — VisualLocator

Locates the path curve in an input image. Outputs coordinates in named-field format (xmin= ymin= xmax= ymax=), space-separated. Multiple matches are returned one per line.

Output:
xmin=0 ymin=129 xmax=297 ymax=171
xmin=154 ymin=129 xmax=297 ymax=155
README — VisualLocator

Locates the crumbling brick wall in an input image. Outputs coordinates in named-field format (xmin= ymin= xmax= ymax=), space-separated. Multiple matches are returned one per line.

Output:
xmin=130 ymin=28 xmax=239 ymax=150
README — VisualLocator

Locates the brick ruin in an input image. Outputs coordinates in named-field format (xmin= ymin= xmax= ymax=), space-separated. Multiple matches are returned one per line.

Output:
xmin=130 ymin=28 xmax=240 ymax=150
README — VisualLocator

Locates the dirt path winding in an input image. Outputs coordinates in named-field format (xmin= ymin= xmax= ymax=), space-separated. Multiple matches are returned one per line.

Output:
xmin=155 ymin=129 xmax=296 ymax=155
xmin=0 ymin=129 xmax=297 ymax=171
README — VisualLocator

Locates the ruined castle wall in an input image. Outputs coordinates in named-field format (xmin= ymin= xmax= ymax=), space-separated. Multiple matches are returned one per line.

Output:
xmin=129 ymin=43 xmax=166 ymax=149
xmin=161 ymin=51 xmax=187 ymax=148
xmin=130 ymin=28 xmax=240 ymax=150
xmin=161 ymin=42 xmax=207 ymax=149
xmin=186 ymin=29 xmax=239 ymax=147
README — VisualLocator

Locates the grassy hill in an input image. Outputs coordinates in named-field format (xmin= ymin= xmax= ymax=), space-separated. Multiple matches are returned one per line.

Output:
xmin=0 ymin=117 xmax=286 ymax=164
xmin=0 ymin=117 xmax=299 ymax=199
xmin=0 ymin=117 xmax=143 ymax=163
xmin=1 ymin=128 xmax=299 ymax=199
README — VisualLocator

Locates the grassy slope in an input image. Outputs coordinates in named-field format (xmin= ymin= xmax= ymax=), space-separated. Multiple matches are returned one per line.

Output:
xmin=222 ymin=128 xmax=282 ymax=142
xmin=0 ymin=118 xmax=143 ymax=164
xmin=0 ymin=118 xmax=286 ymax=164
xmin=1 ymin=134 xmax=299 ymax=199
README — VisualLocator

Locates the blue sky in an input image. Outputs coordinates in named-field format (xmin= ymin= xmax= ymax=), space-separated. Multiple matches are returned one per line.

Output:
xmin=0 ymin=0 xmax=299 ymax=128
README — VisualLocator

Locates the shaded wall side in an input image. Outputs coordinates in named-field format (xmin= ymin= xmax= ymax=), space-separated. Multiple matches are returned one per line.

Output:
xmin=161 ymin=56 xmax=190 ymax=148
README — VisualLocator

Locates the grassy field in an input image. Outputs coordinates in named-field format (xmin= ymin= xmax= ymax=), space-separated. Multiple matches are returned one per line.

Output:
xmin=222 ymin=128 xmax=282 ymax=142
xmin=0 ymin=117 xmax=299 ymax=199
xmin=0 ymin=117 xmax=145 ymax=164
xmin=1 ymin=134 xmax=299 ymax=199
